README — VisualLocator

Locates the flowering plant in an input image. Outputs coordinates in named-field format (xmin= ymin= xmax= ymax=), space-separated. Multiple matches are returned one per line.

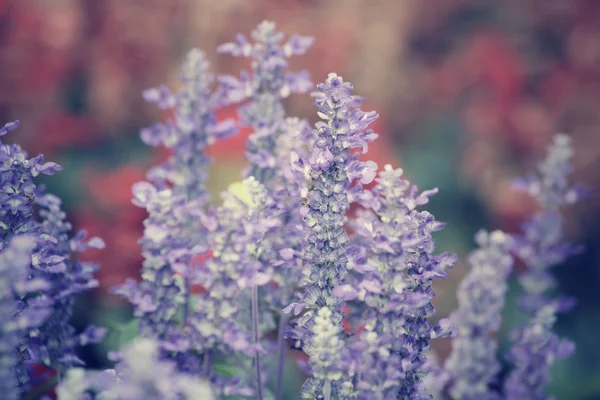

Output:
xmin=0 ymin=21 xmax=587 ymax=400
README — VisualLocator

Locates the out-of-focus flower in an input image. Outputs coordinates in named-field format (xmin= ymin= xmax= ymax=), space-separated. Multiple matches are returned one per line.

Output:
xmin=1 ymin=121 xmax=105 ymax=395
xmin=57 ymin=338 xmax=214 ymax=400
xmin=113 ymin=48 xmax=234 ymax=355
xmin=504 ymin=303 xmax=575 ymax=400
xmin=29 ymin=192 xmax=107 ymax=372
xmin=0 ymin=235 xmax=41 ymax=400
xmin=504 ymin=134 xmax=586 ymax=399
xmin=440 ymin=230 xmax=513 ymax=400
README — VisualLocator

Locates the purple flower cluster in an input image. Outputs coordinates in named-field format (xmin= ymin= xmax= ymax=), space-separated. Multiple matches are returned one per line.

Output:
xmin=112 ymin=48 xmax=235 ymax=358
xmin=141 ymin=48 xmax=237 ymax=202
xmin=285 ymin=72 xmax=380 ymax=398
xmin=437 ymin=134 xmax=585 ymax=400
xmin=338 ymin=165 xmax=455 ymax=399
xmin=217 ymin=22 xmax=316 ymax=399
xmin=2 ymin=21 xmax=589 ymax=400
xmin=1 ymin=121 xmax=105 ymax=397
xmin=440 ymin=230 xmax=513 ymax=400
xmin=503 ymin=303 xmax=575 ymax=400
xmin=0 ymin=235 xmax=40 ymax=400
xmin=503 ymin=134 xmax=585 ymax=399
xmin=57 ymin=338 xmax=214 ymax=400
xmin=29 ymin=192 xmax=107 ymax=372
xmin=217 ymin=20 xmax=313 ymax=182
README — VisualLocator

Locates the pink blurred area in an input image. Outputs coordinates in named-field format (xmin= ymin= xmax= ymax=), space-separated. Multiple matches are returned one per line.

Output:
xmin=1 ymin=0 xmax=599 ymax=294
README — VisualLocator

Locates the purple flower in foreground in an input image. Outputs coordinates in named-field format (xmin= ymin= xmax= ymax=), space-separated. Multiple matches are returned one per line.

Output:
xmin=0 ymin=235 xmax=48 ymax=400
xmin=285 ymin=73 xmax=379 ymax=398
xmin=57 ymin=338 xmax=214 ymax=400
xmin=441 ymin=230 xmax=513 ymax=400
xmin=183 ymin=178 xmax=279 ymax=397
xmin=114 ymin=49 xmax=236 ymax=367
xmin=1 ymin=121 xmax=103 ymax=387
xmin=28 ymin=193 xmax=106 ymax=372
xmin=219 ymin=22 xmax=315 ymax=399
xmin=113 ymin=183 xmax=192 ymax=340
xmin=1 ymin=121 xmax=61 ymax=246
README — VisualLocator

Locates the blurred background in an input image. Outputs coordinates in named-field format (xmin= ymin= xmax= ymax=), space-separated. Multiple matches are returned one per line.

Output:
xmin=1 ymin=0 xmax=600 ymax=399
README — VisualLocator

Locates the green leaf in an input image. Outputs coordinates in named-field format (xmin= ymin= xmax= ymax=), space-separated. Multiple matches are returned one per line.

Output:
xmin=116 ymin=318 xmax=140 ymax=349
xmin=212 ymin=362 xmax=247 ymax=378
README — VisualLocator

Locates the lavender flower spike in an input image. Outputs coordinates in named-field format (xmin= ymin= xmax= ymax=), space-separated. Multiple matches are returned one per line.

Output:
xmin=30 ymin=192 xmax=107 ymax=373
xmin=287 ymin=73 xmax=379 ymax=398
xmin=337 ymin=165 xmax=456 ymax=399
xmin=503 ymin=303 xmax=575 ymax=400
xmin=114 ymin=49 xmax=233 ymax=347
xmin=142 ymin=48 xmax=237 ymax=202
xmin=512 ymin=134 xmax=585 ymax=313
xmin=0 ymin=235 xmax=47 ymax=400
xmin=441 ymin=230 xmax=513 ymax=400
xmin=217 ymin=20 xmax=313 ymax=182
xmin=218 ymin=23 xmax=314 ymax=399
xmin=504 ymin=134 xmax=585 ymax=399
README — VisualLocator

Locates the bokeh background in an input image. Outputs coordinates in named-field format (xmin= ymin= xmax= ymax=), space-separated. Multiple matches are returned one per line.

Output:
xmin=2 ymin=0 xmax=600 ymax=399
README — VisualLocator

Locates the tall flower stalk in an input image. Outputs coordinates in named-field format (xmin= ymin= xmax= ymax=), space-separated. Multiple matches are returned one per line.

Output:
xmin=217 ymin=20 xmax=313 ymax=183
xmin=217 ymin=21 xmax=314 ymax=399
xmin=286 ymin=73 xmax=379 ymax=399
xmin=186 ymin=177 xmax=279 ymax=397
xmin=113 ymin=49 xmax=236 ymax=348
xmin=29 ymin=192 xmax=107 ymax=376
xmin=337 ymin=165 xmax=456 ymax=399
xmin=1 ymin=120 xmax=104 ymax=391
xmin=0 ymin=235 xmax=42 ymax=400
xmin=504 ymin=134 xmax=585 ymax=399
xmin=441 ymin=230 xmax=513 ymax=400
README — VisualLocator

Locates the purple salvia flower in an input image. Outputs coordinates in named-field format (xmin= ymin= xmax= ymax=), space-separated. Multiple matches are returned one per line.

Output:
xmin=183 ymin=177 xmax=279 ymax=397
xmin=0 ymin=121 xmax=81 ymax=391
xmin=112 ymin=183 xmax=191 ymax=340
xmin=0 ymin=235 xmax=49 ymax=400
xmin=441 ymin=230 xmax=513 ymax=400
xmin=511 ymin=134 xmax=585 ymax=313
xmin=57 ymin=338 xmax=215 ymax=400
xmin=27 ymin=192 xmax=106 ymax=373
xmin=218 ymin=23 xmax=314 ymax=399
xmin=116 ymin=49 xmax=237 ymax=363
xmin=1 ymin=121 xmax=61 ymax=246
xmin=504 ymin=134 xmax=585 ymax=399
xmin=285 ymin=73 xmax=379 ymax=398
xmin=503 ymin=303 xmax=574 ymax=400
xmin=338 ymin=165 xmax=455 ymax=399
xmin=217 ymin=20 xmax=313 ymax=182
xmin=142 ymin=48 xmax=237 ymax=202
xmin=2 ymin=121 xmax=104 ymax=380
xmin=375 ymin=165 xmax=455 ymax=399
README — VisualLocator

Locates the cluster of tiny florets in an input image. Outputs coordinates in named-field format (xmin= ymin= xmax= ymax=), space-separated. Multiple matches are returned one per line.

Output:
xmin=0 ymin=21 xmax=587 ymax=400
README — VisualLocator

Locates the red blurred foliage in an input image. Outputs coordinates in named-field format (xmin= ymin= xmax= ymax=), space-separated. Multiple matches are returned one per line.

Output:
xmin=26 ymin=363 xmax=58 ymax=399
xmin=207 ymin=105 xmax=252 ymax=158
xmin=187 ymin=251 xmax=213 ymax=295
xmin=30 ymin=114 xmax=98 ymax=157
xmin=77 ymin=164 xmax=147 ymax=292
